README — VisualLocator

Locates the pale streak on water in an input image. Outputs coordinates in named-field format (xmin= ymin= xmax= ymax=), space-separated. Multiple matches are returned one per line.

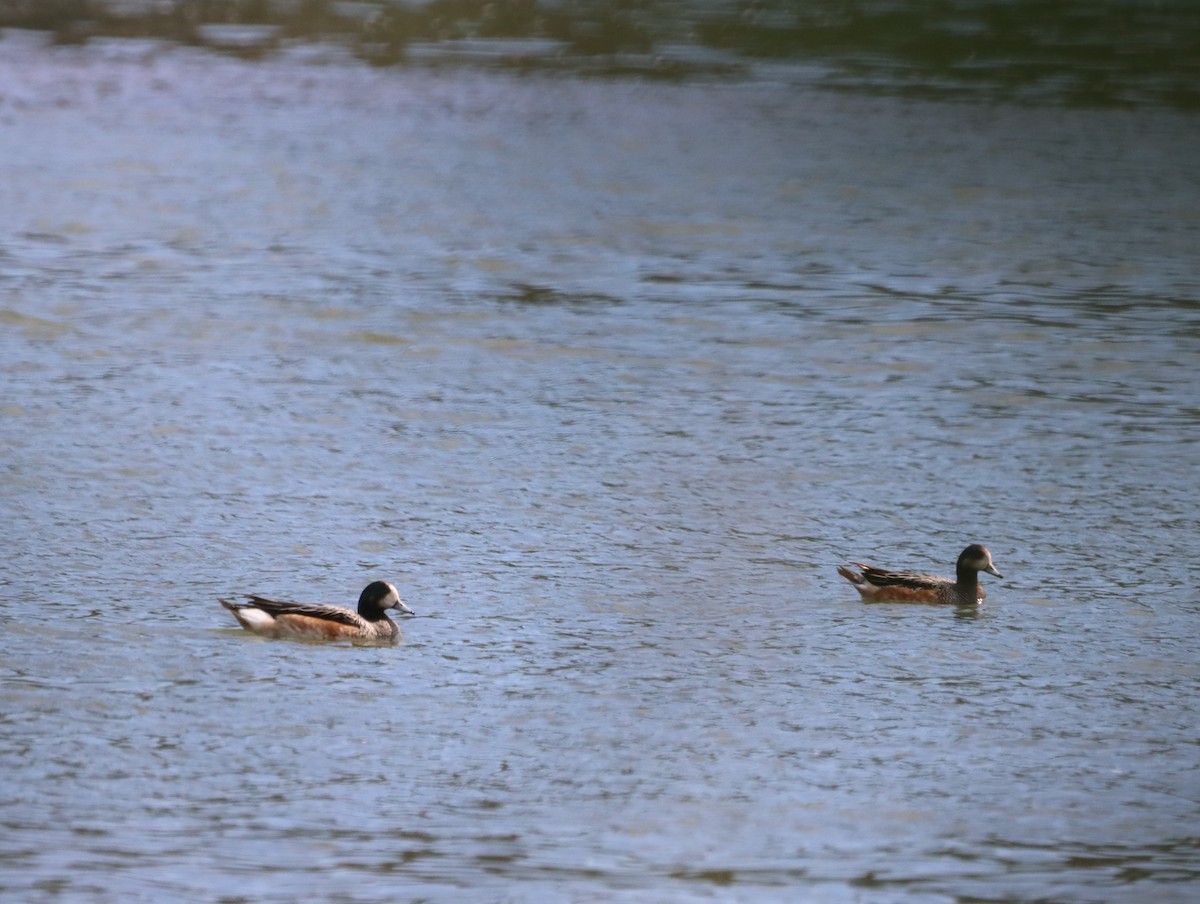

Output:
xmin=2 ymin=31 xmax=1199 ymax=903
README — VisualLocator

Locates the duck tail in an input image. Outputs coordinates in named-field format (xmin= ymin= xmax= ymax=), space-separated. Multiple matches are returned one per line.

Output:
xmin=837 ymin=565 xmax=864 ymax=586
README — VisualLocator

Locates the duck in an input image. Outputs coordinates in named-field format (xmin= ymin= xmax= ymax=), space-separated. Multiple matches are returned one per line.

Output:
xmin=220 ymin=580 xmax=413 ymax=643
xmin=837 ymin=544 xmax=1002 ymax=605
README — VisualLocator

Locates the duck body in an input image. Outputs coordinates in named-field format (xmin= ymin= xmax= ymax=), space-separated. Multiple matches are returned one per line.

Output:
xmin=837 ymin=544 xmax=1002 ymax=606
xmin=220 ymin=580 xmax=412 ymax=643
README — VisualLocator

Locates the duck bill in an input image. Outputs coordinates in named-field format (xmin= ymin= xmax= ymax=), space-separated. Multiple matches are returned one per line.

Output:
xmin=985 ymin=564 xmax=1003 ymax=578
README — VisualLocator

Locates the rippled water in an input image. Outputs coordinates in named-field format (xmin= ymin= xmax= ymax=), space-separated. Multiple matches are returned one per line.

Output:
xmin=3 ymin=31 xmax=1200 ymax=903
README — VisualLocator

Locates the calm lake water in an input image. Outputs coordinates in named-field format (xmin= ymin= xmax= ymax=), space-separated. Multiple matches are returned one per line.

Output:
xmin=2 ymin=28 xmax=1200 ymax=903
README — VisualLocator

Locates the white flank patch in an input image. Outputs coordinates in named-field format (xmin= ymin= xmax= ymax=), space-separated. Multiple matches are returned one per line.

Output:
xmin=238 ymin=608 xmax=275 ymax=629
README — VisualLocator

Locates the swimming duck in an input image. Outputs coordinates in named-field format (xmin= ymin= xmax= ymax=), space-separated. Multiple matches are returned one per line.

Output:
xmin=837 ymin=544 xmax=1002 ymax=605
xmin=220 ymin=580 xmax=413 ymax=642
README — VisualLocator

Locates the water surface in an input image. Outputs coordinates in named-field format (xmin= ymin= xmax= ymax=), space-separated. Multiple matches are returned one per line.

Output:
xmin=2 ymin=31 xmax=1199 ymax=903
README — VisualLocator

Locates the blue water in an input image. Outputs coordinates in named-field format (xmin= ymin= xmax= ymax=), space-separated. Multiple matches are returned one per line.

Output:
xmin=2 ymin=30 xmax=1199 ymax=903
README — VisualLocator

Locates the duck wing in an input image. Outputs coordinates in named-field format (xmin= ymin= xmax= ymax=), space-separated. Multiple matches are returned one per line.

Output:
xmin=243 ymin=596 xmax=367 ymax=629
xmin=855 ymin=566 xmax=947 ymax=590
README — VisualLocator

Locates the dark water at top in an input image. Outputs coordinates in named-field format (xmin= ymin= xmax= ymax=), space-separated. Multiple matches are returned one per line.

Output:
xmin=2 ymin=27 xmax=1199 ymax=903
